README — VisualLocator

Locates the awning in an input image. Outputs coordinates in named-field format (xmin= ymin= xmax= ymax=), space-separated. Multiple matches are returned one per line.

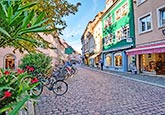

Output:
xmin=126 ymin=44 xmax=165 ymax=55
xmin=89 ymin=53 xmax=101 ymax=59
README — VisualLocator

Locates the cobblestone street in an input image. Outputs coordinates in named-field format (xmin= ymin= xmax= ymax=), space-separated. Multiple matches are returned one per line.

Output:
xmin=35 ymin=65 xmax=165 ymax=115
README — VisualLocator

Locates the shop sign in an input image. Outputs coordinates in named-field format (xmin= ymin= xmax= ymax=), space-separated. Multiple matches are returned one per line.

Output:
xmin=126 ymin=37 xmax=132 ymax=42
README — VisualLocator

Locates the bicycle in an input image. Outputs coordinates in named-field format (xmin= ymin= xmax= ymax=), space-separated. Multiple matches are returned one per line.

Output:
xmin=30 ymin=73 xmax=68 ymax=97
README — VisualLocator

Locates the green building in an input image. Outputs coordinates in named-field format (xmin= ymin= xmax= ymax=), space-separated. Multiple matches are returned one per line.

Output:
xmin=102 ymin=0 xmax=135 ymax=72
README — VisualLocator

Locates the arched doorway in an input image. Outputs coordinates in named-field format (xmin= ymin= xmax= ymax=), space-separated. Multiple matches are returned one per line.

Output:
xmin=4 ymin=54 xmax=16 ymax=69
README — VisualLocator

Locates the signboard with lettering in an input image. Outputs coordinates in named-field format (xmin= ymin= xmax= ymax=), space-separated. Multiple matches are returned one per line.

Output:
xmin=126 ymin=37 xmax=132 ymax=42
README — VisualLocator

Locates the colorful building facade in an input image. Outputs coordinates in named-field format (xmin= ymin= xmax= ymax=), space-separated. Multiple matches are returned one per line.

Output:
xmin=89 ymin=12 xmax=104 ymax=68
xmin=127 ymin=0 xmax=165 ymax=75
xmin=81 ymin=21 xmax=93 ymax=66
xmin=81 ymin=12 xmax=104 ymax=67
xmin=102 ymin=0 xmax=135 ymax=72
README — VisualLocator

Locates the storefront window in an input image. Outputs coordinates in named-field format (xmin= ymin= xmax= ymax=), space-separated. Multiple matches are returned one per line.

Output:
xmin=114 ymin=52 xmax=122 ymax=67
xmin=142 ymin=53 xmax=165 ymax=74
xmin=106 ymin=55 xmax=112 ymax=66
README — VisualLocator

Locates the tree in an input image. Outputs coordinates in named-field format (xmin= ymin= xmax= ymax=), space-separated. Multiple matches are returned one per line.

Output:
xmin=0 ymin=0 xmax=80 ymax=53
xmin=0 ymin=0 xmax=54 ymax=53
xmin=22 ymin=0 xmax=81 ymax=35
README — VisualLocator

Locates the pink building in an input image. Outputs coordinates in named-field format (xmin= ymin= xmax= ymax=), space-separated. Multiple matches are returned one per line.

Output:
xmin=127 ymin=0 xmax=165 ymax=75
xmin=0 ymin=33 xmax=70 ymax=70
xmin=0 ymin=47 xmax=26 ymax=69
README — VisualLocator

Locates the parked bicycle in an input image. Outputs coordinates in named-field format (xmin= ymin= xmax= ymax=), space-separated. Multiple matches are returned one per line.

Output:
xmin=29 ymin=73 xmax=68 ymax=97
xmin=53 ymin=64 xmax=78 ymax=80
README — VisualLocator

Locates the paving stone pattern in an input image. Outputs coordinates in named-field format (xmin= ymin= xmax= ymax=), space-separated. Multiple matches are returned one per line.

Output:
xmin=35 ymin=66 xmax=165 ymax=115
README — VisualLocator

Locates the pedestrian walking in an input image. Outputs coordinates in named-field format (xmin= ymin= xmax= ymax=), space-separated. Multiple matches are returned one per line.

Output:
xmin=100 ymin=59 xmax=103 ymax=70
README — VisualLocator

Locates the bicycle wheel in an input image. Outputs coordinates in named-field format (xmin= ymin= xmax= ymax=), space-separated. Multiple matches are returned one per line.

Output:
xmin=30 ymin=82 xmax=43 ymax=98
xmin=20 ymin=76 xmax=43 ymax=98
xmin=75 ymin=68 xmax=78 ymax=74
xmin=52 ymin=80 xmax=68 ymax=96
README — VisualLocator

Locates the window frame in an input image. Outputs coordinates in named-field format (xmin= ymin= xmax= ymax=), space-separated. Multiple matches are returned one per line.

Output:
xmin=116 ymin=29 xmax=122 ymax=42
xmin=138 ymin=12 xmax=153 ymax=34
xmin=104 ymin=34 xmax=113 ymax=46
xmin=122 ymin=3 xmax=128 ymax=16
xmin=114 ymin=52 xmax=122 ymax=67
xmin=157 ymin=5 xmax=165 ymax=28
xmin=116 ymin=8 xmax=121 ymax=20
xmin=105 ymin=54 xmax=112 ymax=66
xmin=137 ymin=0 xmax=145 ymax=6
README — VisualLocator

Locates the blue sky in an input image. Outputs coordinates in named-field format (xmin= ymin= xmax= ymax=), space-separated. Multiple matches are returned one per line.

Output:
xmin=61 ymin=0 xmax=105 ymax=53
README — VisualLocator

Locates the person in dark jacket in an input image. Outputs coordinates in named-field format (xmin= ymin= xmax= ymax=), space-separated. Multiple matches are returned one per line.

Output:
xmin=100 ymin=59 xmax=103 ymax=70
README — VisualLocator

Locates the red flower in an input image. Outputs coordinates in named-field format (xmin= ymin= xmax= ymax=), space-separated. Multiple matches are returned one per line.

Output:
xmin=26 ymin=66 xmax=30 ymax=70
xmin=4 ymin=71 xmax=10 ymax=75
xmin=17 ymin=68 xmax=24 ymax=74
xmin=29 ymin=67 xmax=34 ymax=72
xmin=31 ymin=77 xmax=38 ymax=84
xmin=0 ymin=91 xmax=12 ymax=101
xmin=4 ymin=91 xmax=12 ymax=98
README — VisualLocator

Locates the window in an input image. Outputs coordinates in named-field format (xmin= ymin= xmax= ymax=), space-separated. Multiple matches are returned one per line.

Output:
xmin=104 ymin=16 xmax=112 ymax=29
xmin=157 ymin=6 xmax=165 ymax=28
xmin=122 ymin=3 xmax=128 ymax=16
xmin=104 ymin=36 xmax=108 ymax=45
xmin=104 ymin=20 xmax=108 ymax=28
xmin=139 ymin=13 xmax=152 ymax=33
xmin=121 ymin=25 xmax=130 ymax=39
xmin=106 ymin=55 xmax=112 ymax=66
xmin=5 ymin=54 xmax=15 ymax=69
xmin=114 ymin=53 xmax=122 ymax=67
xmin=108 ymin=16 xmax=112 ymax=26
xmin=104 ymin=34 xmax=113 ymax=46
xmin=137 ymin=0 xmax=145 ymax=5
xmin=116 ymin=30 xmax=122 ymax=41
xmin=106 ymin=0 xmax=117 ymax=9
xmin=116 ymin=8 xmax=121 ymax=20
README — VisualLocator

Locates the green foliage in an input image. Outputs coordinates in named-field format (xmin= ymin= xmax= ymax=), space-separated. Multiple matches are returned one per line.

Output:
xmin=0 ymin=0 xmax=55 ymax=53
xmin=22 ymin=0 xmax=81 ymax=35
xmin=9 ymin=95 xmax=29 ymax=115
xmin=19 ymin=53 xmax=53 ymax=76
xmin=0 ymin=69 xmax=38 ymax=114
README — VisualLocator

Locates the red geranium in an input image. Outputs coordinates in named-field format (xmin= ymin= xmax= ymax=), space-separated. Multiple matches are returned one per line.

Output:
xmin=26 ymin=66 xmax=30 ymax=70
xmin=0 ymin=91 xmax=12 ymax=101
xmin=31 ymin=77 xmax=38 ymax=84
xmin=17 ymin=68 xmax=24 ymax=74
xmin=29 ymin=67 xmax=34 ymax=72
xmin=4 ymin=91 xmax=12 ymax=98
xmin=4 ymin=71 xmax=10 ymax=75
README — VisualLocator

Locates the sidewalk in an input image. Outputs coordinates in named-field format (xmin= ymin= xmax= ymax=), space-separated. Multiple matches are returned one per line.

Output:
xmin=83 ymin=65 xmax=165 ymax=88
